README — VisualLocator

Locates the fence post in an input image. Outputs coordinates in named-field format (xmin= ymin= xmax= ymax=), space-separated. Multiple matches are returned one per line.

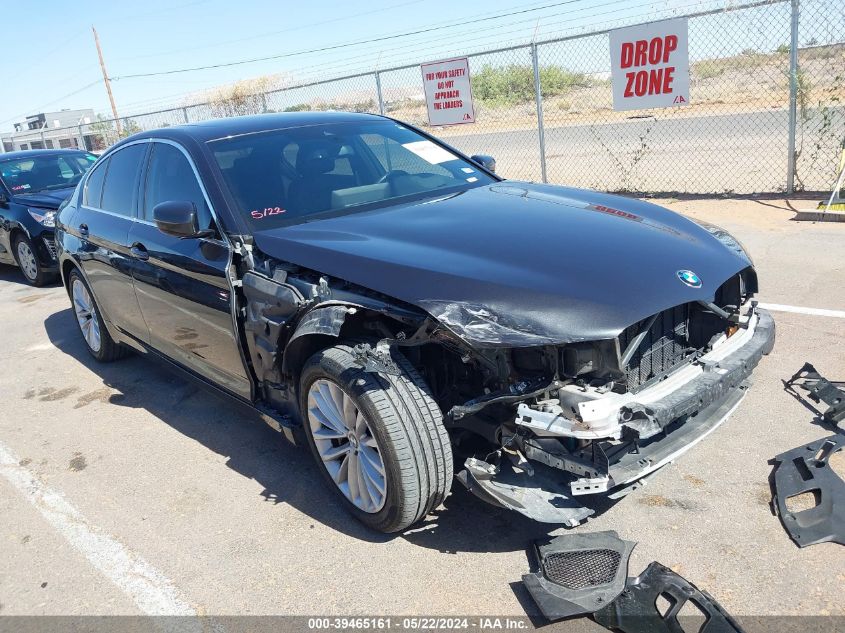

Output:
xmin=375 ymin=72 xmax=385 ymax=116
xmin=182 ymin=107 xmax=189 ymax=123
xmin=260 ymin=93 xmax=269 ymax=114
xmin=531 ymin=43 xmax=548 ymax=184
xmin=786 ymin=0 xmax=800 ymax=194
xmin=40 ymin=130 xmax=47 ymax=150
xmin=77 ymin=125 xmax=86 ymax=151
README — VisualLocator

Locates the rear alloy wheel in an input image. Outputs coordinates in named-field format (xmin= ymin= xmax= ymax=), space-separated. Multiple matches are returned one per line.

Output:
xmin=68 ymin=269 xmax=127 ymax=362
xmin=300 ymin=343 xmax=453 ymax=533
xmin=14 ymin=235 xmax=53 ymax=287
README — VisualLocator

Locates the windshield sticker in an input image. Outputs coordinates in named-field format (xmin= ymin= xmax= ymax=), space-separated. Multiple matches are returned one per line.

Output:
xmin=11 ymin=184 xmax=31 ymax=191
xmin=402 ymin=140 xmax=456 ymax=165
xmin=461 ymin=167 xmax=475 ymax=173
xmin=251 ymin=206 xmax=286 ymax=220
xmin=466 ymin=177 xmax=478 ymax=183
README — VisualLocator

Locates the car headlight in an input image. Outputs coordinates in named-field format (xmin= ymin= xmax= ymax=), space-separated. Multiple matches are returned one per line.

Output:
xmin=28 ymin=208 xmax=56 ymax=228
xmin=691 ymin=218 xmax=753 ymax=266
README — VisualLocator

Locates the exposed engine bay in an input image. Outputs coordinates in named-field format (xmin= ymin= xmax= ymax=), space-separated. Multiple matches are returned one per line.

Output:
xmin=232 ymin=234 xmax=775 ymax=525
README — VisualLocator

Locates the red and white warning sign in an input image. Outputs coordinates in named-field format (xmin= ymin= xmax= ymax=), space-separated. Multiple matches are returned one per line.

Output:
xmin=420 ymin=57 xmax=475 ymax=126
xmin=609 ymin=18 xmax=690 ymax=111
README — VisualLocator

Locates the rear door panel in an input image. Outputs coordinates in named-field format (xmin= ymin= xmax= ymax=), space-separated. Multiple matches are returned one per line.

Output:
xmin=73 ymin=143 xmax=149 ymax=341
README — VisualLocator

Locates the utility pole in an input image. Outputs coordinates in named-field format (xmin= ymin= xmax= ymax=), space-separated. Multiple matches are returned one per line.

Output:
xmin=92 ymin=26 xmax=121 ymax=134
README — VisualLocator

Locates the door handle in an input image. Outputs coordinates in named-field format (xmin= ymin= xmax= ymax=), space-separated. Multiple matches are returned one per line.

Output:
xmin=78 ymin=223 xmax=88 ymax=236
xmin=130 ymin=242 xmax=149 ymax=261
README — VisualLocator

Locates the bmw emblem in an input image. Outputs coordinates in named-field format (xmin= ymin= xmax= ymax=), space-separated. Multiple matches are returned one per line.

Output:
xmin=677 ymin=270 xmax=702 ymax=288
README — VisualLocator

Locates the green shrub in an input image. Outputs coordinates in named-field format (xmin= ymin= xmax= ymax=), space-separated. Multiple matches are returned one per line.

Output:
xmin=283 ymin=103 xmax=312 ymax=112
xmin=471 ymin=64 xmax=587 ymax=106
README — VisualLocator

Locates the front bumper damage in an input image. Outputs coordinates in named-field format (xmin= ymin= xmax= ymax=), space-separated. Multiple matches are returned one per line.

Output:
xmin=458 ymin=309 xmax=775 ymax=525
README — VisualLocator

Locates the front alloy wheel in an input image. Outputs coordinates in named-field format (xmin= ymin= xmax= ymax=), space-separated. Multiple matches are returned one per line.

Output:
xmin=13 ymin=235 xmax=53 ymax=286
xmin=307 ymin=379 xmax=387 ymax=513
xmin=300 ymin=343 xmax=452 ymax=533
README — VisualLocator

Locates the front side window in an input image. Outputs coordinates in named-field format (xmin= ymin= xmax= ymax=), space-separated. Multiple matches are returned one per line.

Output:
xmin=100 ymin=144 xmax=146 ymax=216
xmin=209 ymin=120 xmax=495 ymax=231
xmin=0 ymin=152 xmax=97 ymax=194
xmin=143 ymin=143 xmax=212 ymax=229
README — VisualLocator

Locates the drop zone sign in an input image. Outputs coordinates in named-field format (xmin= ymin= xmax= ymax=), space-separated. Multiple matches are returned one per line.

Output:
xmin=420 ymin=57 xmax=476 ymax=126
xmin=609 ymin=18 xmax=690 ymax=111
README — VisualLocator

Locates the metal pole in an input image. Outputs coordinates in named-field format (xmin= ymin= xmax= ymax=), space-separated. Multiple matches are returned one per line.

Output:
xmin=786 ymin=0 xmax=800 ymax=194
xmin=375 ymin=72 xmax=385 ymax=116
xmin=181 ymin=107 xmax=189 ymax=123
xmin=77 ymin=125 xmax=86 ymax=151
xmin=531 ymin=43 xmax=548 ymax=184
xmin=260 ymin=93 xmax=269 ymax=114
xmin=40 ymin=130 xmax=47 ymax=150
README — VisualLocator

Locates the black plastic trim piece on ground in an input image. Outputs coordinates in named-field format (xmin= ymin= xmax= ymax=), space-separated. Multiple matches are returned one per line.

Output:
xmin=771 ymin=434 xmax=845 ymax=547
xmin=784 ymin=362 xmax=845 ymax=425
xmin=592 ymin=562 xmax=745 ymax=633
xmin=521 ymin=530 xmax=635 ymax=620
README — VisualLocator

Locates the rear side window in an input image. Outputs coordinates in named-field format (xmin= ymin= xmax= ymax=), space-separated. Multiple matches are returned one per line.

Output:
xmin=143 ymin=143 xmax=211 ymax=229
xmin=83 ymin=158 xmax=109 ymax=208
xmin=100 ymin=144 xmax=146 ymax=217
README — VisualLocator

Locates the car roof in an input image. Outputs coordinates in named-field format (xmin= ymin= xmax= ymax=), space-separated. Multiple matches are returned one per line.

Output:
xmin=125 ymin=111 xmax=386 ymax=144
xmin=0 ymin=149 xmax=93 ymax=160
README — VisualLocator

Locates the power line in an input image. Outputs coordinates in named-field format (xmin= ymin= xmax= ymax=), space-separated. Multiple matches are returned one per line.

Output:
xmin=111 ymin=0 xmax=594 ymax=80
xmin=114 ymin=0 xmax=428 ymax=63
xmin=0 ymin=80 xmax=103 ymax=127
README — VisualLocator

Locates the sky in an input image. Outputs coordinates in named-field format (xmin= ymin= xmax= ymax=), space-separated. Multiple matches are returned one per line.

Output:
xmin=0 ymin=0 xmax=824 ymax=128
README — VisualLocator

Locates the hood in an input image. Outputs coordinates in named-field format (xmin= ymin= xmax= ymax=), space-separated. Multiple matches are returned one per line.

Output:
xmin=12 ymin=187 xmax=76 ymax=209
xmin=252 ymin=183 xmax=752 ymax=347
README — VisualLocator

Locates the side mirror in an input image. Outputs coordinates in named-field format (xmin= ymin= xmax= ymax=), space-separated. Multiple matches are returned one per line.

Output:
xmin=470 ymin=154 xmax=496 ymax=173
xmin=153 ymin=200 xmax=198 ymax=238
xmin=0 ymin=190 xmax=8 ymax=207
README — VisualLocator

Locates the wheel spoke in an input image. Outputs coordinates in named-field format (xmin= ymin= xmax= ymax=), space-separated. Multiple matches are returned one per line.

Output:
xmin=359 ymin=452 xmax=386 ymax=495
xmin=332 ymin=453 xmax=350 ymax=485
xmin=319 ymin=382 xmax=348 ymax=429
xmin=354 ymin=453 xmax=373 ymax=511
xmin=343 ymin=394 xmax=358 ymax=432
xmin=320 ymin=442 xmax=350 ymax=462
xmin=347 ymin=450 xmax=360 ymax=502
xmin=312 ymin=425 xmax=347 ymax=441
xmin=310 ymin=391 xmax=347 ymax=435
xmin=359 ymin=444 xmax=386 ymax=476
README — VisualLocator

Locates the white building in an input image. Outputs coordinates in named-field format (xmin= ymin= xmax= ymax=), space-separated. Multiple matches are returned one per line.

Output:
xmin=1 ymin=109 xmax=96 ymax=153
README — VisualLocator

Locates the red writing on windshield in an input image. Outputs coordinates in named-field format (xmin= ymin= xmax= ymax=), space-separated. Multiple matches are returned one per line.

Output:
xmin=251 ymin=207 xmax=286 ymax=219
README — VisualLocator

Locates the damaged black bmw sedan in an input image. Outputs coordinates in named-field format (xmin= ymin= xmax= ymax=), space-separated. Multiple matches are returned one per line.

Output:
xmin=56 ymin=112 xmax=774 ymax=533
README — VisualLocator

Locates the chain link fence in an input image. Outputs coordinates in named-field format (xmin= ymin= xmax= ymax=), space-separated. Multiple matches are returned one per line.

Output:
xmin=2 ymin=0 xmax=842 ymax=195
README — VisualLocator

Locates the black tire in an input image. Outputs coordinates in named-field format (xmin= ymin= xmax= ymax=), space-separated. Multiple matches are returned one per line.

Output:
xmin=13 ymin=234 xmax=55 ymax=287
xmin=299 ymin=343 xmax=453 ymax=533
xmin=68 ymin=269 xmax=128 ymax=362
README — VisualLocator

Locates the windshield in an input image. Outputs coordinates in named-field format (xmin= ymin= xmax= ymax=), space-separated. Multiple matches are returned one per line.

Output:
xmin=0 ymin=153 xmax=98 ymax=194
xmin=209 ymin=120 xmax=496 ymax=230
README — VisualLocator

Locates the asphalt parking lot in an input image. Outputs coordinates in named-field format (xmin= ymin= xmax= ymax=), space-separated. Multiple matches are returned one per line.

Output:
xmin=0 ymin=197 xmax=843 ymax=627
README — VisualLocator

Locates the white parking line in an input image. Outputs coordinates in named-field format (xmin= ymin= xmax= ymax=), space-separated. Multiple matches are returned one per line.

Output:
xmin=0 ymin=440 xmax=198 ymax=618
xmin=758 ymin=302 xmax=845 ymax=319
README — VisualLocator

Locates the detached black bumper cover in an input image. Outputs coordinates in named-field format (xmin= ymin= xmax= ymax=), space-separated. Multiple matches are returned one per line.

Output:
xmin=772 ymin=435 xmax=845 ymax=547
xmin=459 ymin=309 xmax=775 ymax=525
xmin=593 ymin=562 xmax=745 ymax=632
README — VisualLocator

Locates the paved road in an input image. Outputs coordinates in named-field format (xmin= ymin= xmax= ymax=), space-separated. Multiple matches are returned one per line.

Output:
xmin=445 ymin=108 xmax=843 ymax=194
xmin=0 ymin=198 xmax=843 ymax=629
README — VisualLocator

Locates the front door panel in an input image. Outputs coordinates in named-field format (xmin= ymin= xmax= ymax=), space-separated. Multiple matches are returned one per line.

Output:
xmin=129 ymin=223 xmax=250 ymax=398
